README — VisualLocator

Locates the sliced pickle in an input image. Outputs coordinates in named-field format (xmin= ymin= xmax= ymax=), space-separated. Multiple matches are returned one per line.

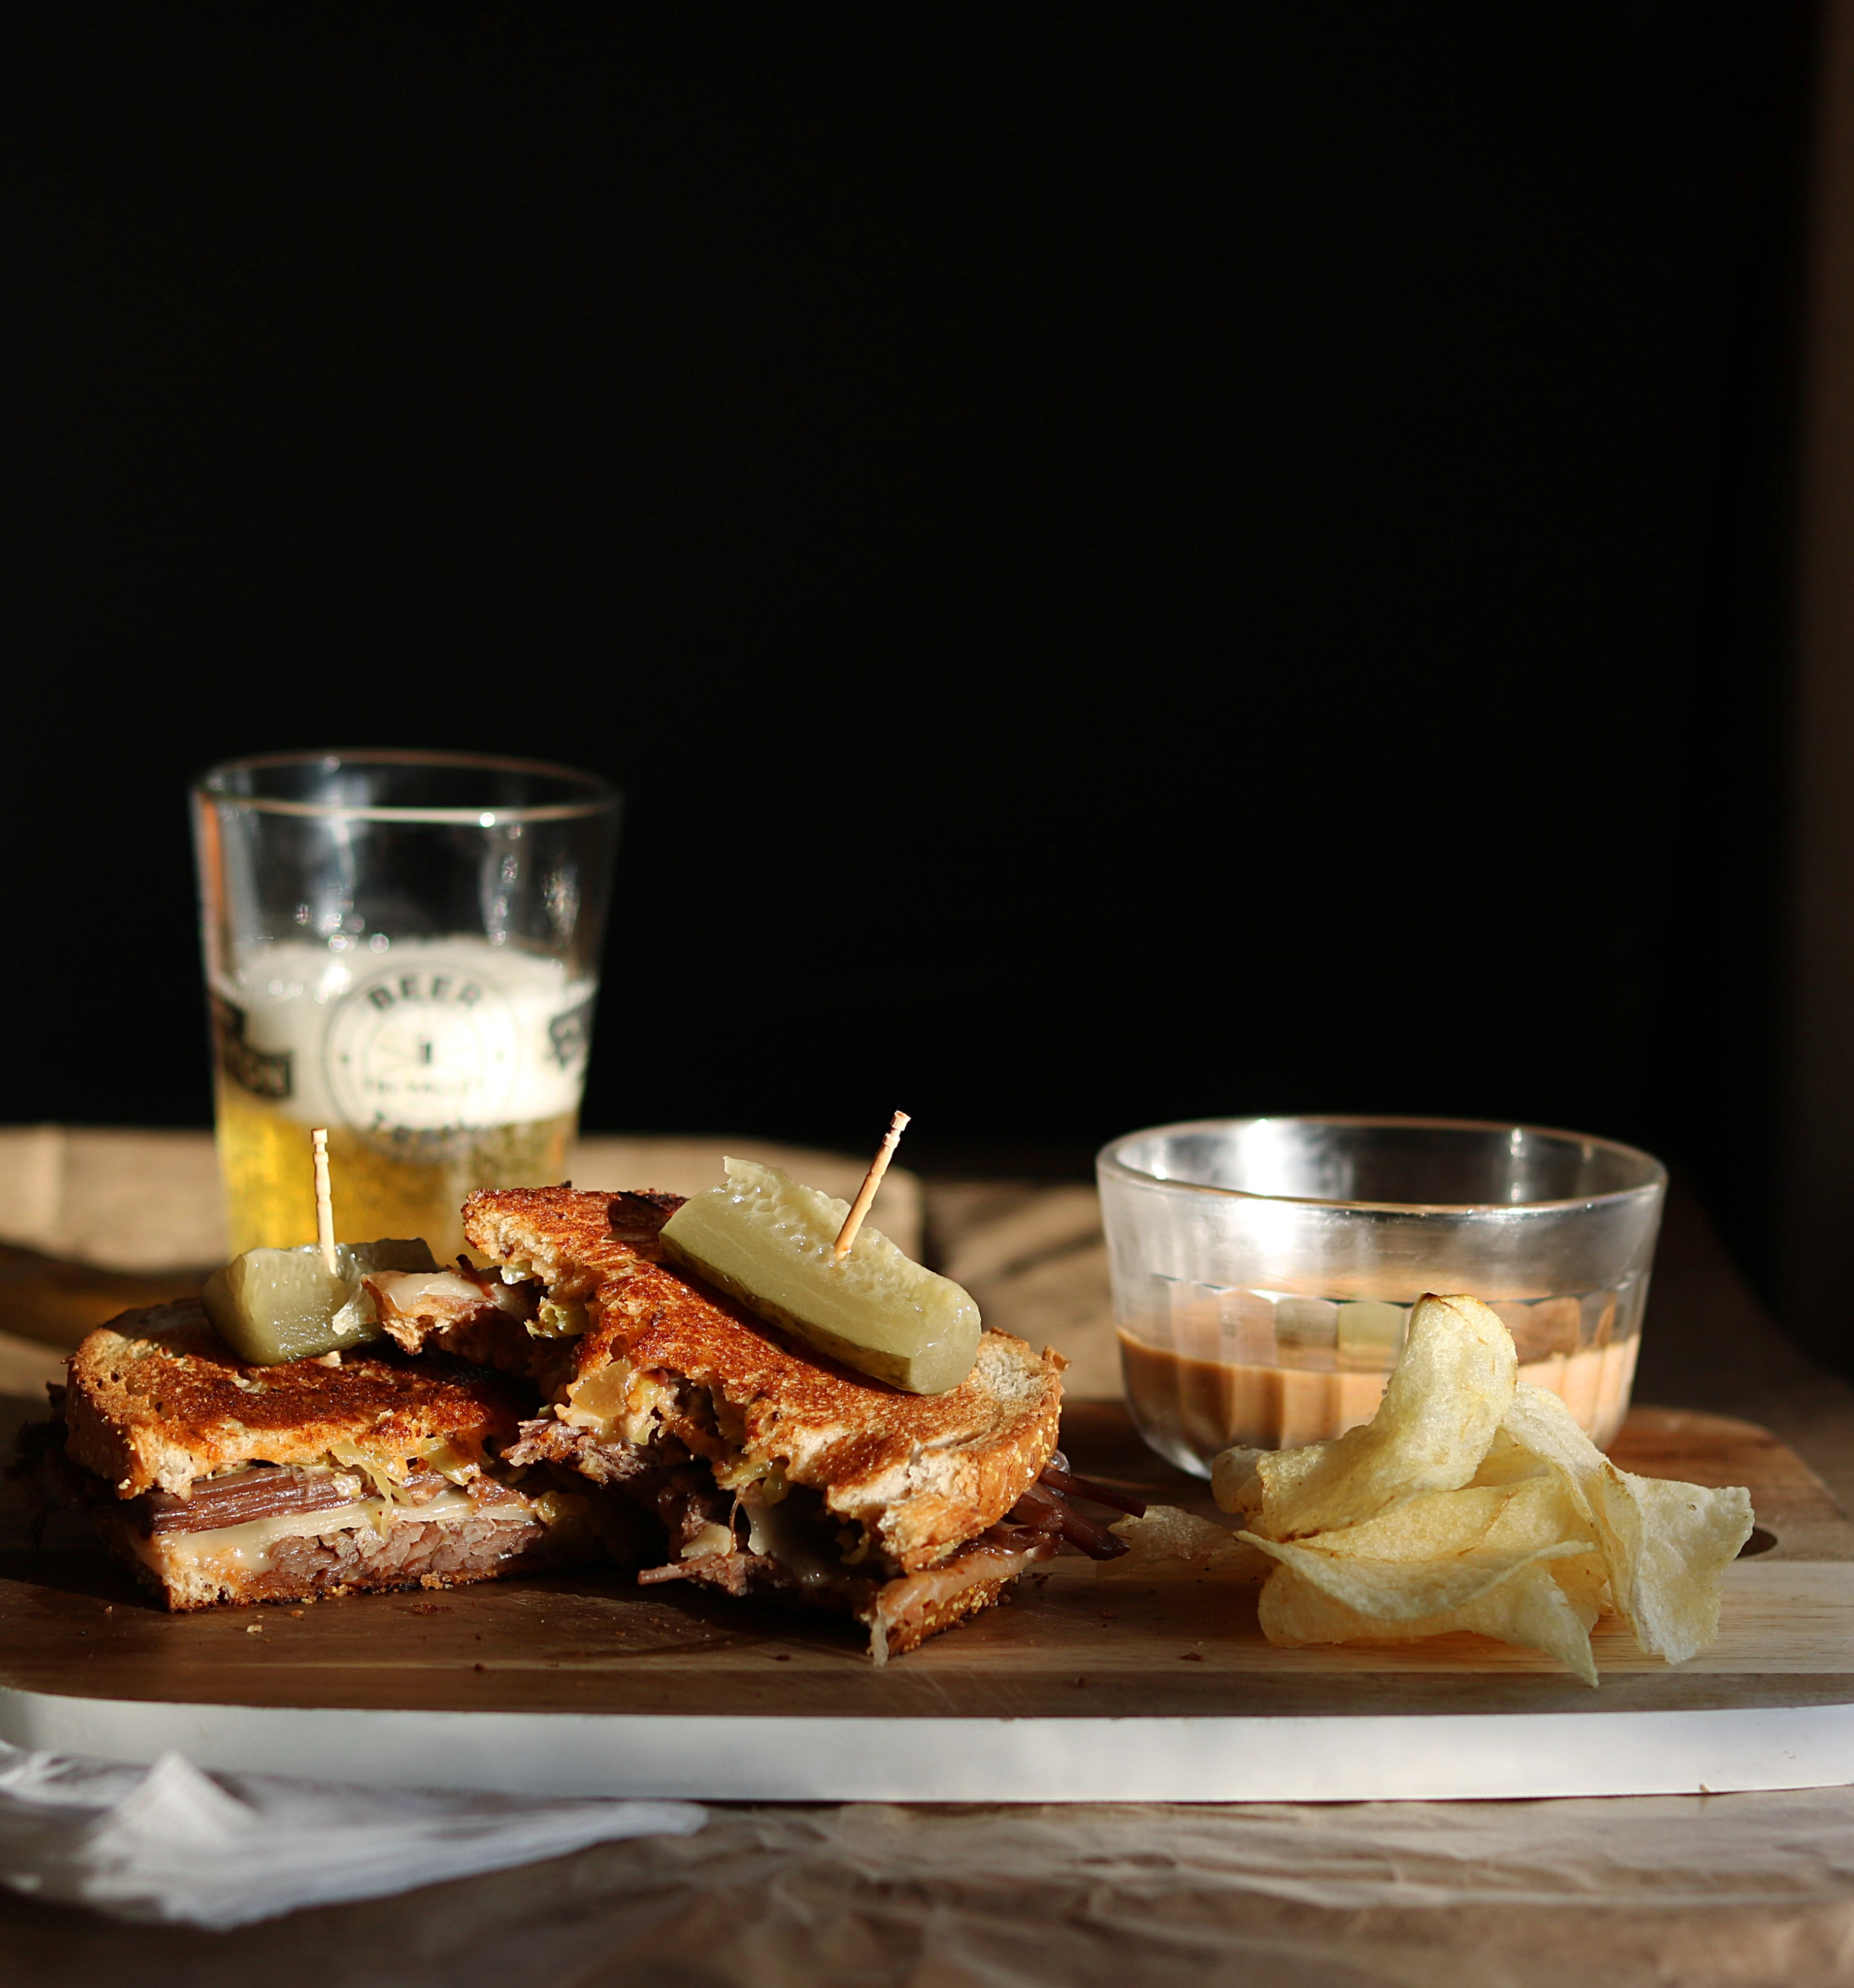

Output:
xmin=658 ymin=1158 xmax=980 ymax=1394
xmin=201 ymin=1239 xmax=439 ymax=1365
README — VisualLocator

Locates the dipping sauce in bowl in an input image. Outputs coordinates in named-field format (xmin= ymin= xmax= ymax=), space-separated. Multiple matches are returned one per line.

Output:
xmin=1098 ymin=1117 xmax=1664 ymax=1478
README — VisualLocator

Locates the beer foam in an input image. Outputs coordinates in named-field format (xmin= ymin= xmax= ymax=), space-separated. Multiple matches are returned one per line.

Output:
xmin=214 ymin=937 xmax=595 ymax=1132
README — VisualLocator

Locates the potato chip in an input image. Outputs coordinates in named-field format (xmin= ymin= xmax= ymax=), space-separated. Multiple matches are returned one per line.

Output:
xmin=1222 ymin=1293 xmax=1516 ymax=1540
xmin=1496 ymin=1381 xmax=1610 ymax=1519
xmin=1548 ymin=1549 xmax=1612 ymax=1628
xmin=1590 ymin=1468 xmax=1752 ymax=1664
xmin=1239 ymin=1521 xmax=1589 ymax=1623
xmin=1099 ymin=1505 xmax=1270 ymax=1583
xmin=1302 ymin=1474 xmax=1593 ymax=1565
xmin=1499 ymin=1382 xmax=1753 ymax=1663
xmin=1196 ymin=1295 xmax=1750 ymax=1682
xmin=1468 ymin=1426 xmax=1549 ymax=1489
xmin=1209 ymin=1446 xmax=1265 ymax=1520
xmin=1257 ymin=1557 xmax=1602 ymax=1687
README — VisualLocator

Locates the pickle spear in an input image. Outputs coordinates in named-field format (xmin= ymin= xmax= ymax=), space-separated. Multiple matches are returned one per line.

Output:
xmin=201 ymin=1239 xmax=439 ymax=1365
xmin=658 ymin=1158 xmax=980 ymax=1393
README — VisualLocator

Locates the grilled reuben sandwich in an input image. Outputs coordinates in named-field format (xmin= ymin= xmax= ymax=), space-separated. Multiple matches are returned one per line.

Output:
xmin=32 ymin=1301 xmax=616 ymax=1610
xmin=371 ymin=1187 xmax=1076 ymax=1659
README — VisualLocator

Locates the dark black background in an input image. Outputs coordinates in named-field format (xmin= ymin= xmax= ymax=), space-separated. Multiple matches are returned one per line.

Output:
xmin=16 ymin=7 xmax=1818 ymax=1290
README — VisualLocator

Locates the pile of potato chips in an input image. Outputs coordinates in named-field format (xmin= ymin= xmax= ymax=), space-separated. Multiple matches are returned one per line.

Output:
xmin=1112 ymin=1293 xmax=1753 ymax=1685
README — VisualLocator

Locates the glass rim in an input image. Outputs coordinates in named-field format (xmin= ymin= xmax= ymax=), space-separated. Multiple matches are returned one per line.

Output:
xmin=193 ymin=748 xmax=620 ymax=825
xmin=1097 ymin=1114 xmax=1668 ymax=1216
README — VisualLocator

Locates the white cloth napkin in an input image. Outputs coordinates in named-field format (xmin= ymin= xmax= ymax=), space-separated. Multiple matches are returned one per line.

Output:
xmin=0 ymin=1741 xmax=705 ymax=1928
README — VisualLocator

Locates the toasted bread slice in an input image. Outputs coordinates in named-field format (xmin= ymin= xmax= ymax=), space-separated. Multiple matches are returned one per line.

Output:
xmin=467 ymin=1186 xmax=681 ymax=1295
xmin=362 ymin=1192 xmax=683 ymax=1388
xmin=462 ymin=1187 xmax=1065 ymax=1574
xmin=64 ymin=1299 xmax=524 ymax=1499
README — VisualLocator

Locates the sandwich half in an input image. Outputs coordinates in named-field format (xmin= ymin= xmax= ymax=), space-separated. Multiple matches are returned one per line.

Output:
xmin=370 ymin=1187 xmax=1069 ymax=1658
xmin=41 ymin=1299 xmax=620 ymax=1610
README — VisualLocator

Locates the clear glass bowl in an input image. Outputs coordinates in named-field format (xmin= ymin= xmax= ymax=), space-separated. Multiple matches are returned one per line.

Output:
xmin=1098 ymin=1116 xmax=1666 ymax=1477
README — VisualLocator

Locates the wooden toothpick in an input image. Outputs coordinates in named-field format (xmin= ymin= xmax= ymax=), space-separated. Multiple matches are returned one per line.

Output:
xmin=834 ymin=1112 xmax=910 ymax=1263
xmin=311 ymin=1128 xmax=339 ymax=1273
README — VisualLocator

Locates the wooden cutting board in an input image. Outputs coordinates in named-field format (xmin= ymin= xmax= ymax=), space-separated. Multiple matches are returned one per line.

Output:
xmin=2 ymin=1406 xmax=1849 ymax=1801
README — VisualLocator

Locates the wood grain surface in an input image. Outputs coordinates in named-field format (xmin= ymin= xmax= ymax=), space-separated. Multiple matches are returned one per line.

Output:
xmin=2 ymin=1404 xmax=1847 ymax=1724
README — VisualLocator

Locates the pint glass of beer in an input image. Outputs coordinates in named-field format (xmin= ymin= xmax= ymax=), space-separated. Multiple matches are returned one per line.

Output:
xmin=193 ymin=751 xmax=621 ymax=1261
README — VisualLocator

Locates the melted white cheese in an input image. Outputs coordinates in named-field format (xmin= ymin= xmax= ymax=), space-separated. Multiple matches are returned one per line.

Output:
xmin=680 ymin=1521 xmax=735 ymax=1560
xmin=557 ymin=1359 xmax=675 ymax=1446
xmin=863 ymin=1538 xmax=1053 ymax=1664
xmin=744 ymin=1496 xmax=850 ymax=1593
xmin=132 ymin=1489 xmax=485 ymax=1580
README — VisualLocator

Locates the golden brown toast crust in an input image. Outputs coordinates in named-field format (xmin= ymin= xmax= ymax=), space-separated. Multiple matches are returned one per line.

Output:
xmin=378 ymin=1305 xmax=572 ymax=1394
xmin=462 ymin=1187 xmax=671 ymax=1293
xmin=64 ymin=1300 xmax=525 ymax=1499
xmin=464 ymin=1188 xmax=1066 ymax=1572
xmin=378 ymin=1189 xmax=687 ymax=1384
xmin=880 ymin=1575 xmax=1008 ymax=1657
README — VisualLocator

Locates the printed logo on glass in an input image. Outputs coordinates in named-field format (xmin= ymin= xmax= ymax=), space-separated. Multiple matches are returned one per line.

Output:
xmin=324 ymin=965 xmax=520 ymax=1132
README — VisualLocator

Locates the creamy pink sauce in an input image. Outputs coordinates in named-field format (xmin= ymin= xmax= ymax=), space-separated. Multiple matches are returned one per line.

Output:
xmin=1120 ymin=1330 xmax=1640 ymax=1461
